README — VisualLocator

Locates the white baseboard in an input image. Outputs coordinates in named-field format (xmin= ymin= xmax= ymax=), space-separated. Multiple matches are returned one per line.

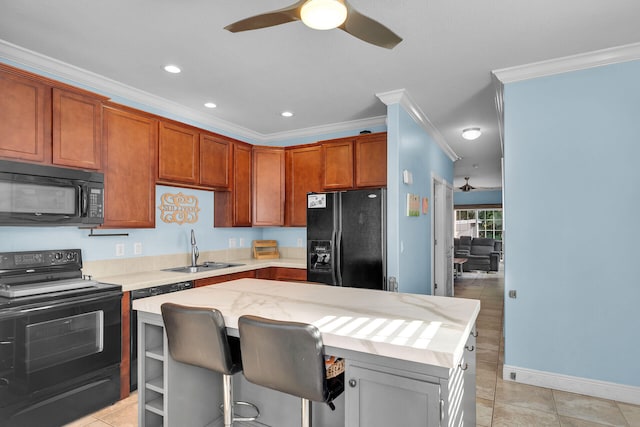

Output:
xmin=503 ymin=364 xmax=640 ymax=405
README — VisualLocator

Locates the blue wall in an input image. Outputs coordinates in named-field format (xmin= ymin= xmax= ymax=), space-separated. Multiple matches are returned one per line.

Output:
xmin=503 ymin=59 xmax=640 ymax=386
xmin=386 ymin=104 xmax=453 ymax=294
xmin=454 ymin=189 xmax=502 ymax=206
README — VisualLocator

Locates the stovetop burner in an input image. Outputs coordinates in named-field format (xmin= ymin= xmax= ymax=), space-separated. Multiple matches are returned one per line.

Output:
xmin=0 ymin=248 xmax=120 ymax=308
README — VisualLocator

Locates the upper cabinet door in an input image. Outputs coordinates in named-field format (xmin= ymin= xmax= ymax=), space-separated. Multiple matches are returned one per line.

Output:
xmin=252 ymin=146 xmax=285 ymax=226
xmin=355 ymin=133 xmax=387 ymax=188
xmin=232 ymin=142 xmax=253 ymax=226
xmin=52 ymin=88 xmax=103 ymax=170
xmin=322 ymin=137 xmax=354 ymax=190
xmin=285 ymin=145 xmax=322 ymax=227
xmin=0 ymin=70 xmax=50 ymax=163
xmin=102 ymin=105 xmax=157 ymax=228
xmin=158 ymin=121 xmax=199 ymax=185
xmin=200 ymin=132 xmax=231 ymax=189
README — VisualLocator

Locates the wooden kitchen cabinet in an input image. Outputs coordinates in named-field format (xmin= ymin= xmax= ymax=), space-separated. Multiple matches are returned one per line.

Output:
xmin=321 ymin=132 xmax=387 ymax=190
xmin=195 ymin=270 xmax=257 ymax=287
xmin=0 ymin=64 xmax=106 ymax=169
xmin=102 ymin=104 xmax=157 ymax=228
xmin=322 ymin=137 xmax=354 ymax=190
xmin=214 ymin=141 xmax=253 ymax=227
xmin=285 ymin=144 xmax=322 ymax=226
xmin=200 ymin=132 xmax=231 ymax=189
xmin=157 ymin=124 xmax=232 ymax=190
xmin=0 ymin=67 xmax=50 ymax=163
xmin=355 ymin=132 xmax=387 ymax=188
xmin=273 ymin=267 xmax=306 ymax=282
xmin=194 ymin=275 xmax=230 ymax=287
xmin=157 ymin=120 xmax=199 ymax=185
xmin=252 ymin=146 xmax=285 ymax=226
xmin=52 ymin=88 xmax=103 ymax=170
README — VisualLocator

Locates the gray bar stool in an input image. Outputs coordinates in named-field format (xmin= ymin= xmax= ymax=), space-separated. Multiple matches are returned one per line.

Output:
xmin=161 ymin=303 xmax=259 ymax=427
xmin=238 ymin=315 xmax=344 ymax=427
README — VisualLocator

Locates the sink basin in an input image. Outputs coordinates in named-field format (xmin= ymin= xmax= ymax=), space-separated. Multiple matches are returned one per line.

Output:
xmin=163 ymin=262 xmax=245 ymax=274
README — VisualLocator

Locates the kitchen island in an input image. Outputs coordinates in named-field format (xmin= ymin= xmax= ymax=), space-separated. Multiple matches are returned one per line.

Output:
xmin=133 ymin=278 xmax=480 ymax=426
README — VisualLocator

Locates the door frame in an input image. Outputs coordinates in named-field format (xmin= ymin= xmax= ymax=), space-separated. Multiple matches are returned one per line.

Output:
xmin=432 ymin=173 xmax=454 ymax=296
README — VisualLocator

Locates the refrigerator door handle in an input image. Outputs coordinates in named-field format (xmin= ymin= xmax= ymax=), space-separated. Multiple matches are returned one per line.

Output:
xmin=336 ymin=229 xmax=343 ymax=286
xmin=331 ymin=230 xmax=339 ymax=286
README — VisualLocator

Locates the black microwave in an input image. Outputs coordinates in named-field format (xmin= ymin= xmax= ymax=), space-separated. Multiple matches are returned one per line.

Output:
xmin=0 ymin=160 xmax=104 ymax=226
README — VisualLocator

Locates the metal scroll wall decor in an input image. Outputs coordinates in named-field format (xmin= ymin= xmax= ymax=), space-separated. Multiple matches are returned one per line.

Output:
xmin=158 ymin=192 xmax=201 ymax=224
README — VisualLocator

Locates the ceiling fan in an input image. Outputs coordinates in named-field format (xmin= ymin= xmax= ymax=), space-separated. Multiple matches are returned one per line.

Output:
xmin=459 ymin=177 xmax=476 ymax=192
xmin=224 ymin=0 xmax=403 ymax=49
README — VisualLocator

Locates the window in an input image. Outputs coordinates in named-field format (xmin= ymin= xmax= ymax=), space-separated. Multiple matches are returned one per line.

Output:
xmin=455 ymin=208 xmax=502 ymax=240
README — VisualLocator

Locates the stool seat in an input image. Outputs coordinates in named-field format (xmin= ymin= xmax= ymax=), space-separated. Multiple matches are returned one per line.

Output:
xmin=238 ymin=315 xmax=344 ymax=427
xmin=161 ymin=303 xmax=259 ymax=427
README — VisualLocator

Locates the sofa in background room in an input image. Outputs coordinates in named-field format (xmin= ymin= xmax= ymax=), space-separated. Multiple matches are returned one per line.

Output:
xmin=454 ymin=236 xmax=502 ymax=272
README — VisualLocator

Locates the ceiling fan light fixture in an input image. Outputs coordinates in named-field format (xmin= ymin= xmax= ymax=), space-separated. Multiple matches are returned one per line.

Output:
xmin=300 ymin=0 xmax=347 ymax=30
xmin=462 ymin=127 xmax=482 ymax=140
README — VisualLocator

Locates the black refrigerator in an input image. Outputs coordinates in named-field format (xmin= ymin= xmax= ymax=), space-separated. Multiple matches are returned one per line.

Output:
xmin=307 ymin=188 xmax=386 ymax=290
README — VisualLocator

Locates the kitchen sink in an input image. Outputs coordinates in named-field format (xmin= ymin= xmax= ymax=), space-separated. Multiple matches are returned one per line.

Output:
xmin=163 ymin=262 xmax=245 ymax=274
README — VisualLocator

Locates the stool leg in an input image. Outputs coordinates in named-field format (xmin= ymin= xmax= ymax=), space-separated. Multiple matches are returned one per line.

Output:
xmin=301 ymin=398 xmax=311 ymax=427
xmin=223 ymin=373 xmax=233 ymax=427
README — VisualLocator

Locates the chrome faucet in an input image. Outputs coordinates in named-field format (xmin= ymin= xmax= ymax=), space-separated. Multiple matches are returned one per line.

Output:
xmin=190 ymin=229 xmax=199 ymax=267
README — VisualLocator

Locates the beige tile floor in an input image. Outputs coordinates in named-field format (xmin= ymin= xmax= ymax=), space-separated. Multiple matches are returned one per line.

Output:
xmin=66 ymin=270 xmax=640 ymax=426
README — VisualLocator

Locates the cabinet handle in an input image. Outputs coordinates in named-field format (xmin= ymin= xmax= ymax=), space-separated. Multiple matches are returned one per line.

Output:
xmin=348 ymin=379 xmax=357 ymax=388
xmin=459 ymin=363 xmax=468 ymax=371
xmin=471 ymin=330 xmax=478 ymax=338
xmin=465 ymin=345 xmax=475 ymax=352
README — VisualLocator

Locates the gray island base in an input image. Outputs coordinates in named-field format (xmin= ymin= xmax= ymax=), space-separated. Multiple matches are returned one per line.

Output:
xmin=133 ymin=279 xmax=480 ymax=426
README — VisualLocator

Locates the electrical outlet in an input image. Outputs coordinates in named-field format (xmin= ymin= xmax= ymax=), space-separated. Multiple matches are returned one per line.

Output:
xmin=229 ymin=238 xmax=237 ymax=248
xmin=297 ymin=238 xmax=303 ymax=247
xmin=134 ymin=242 xmax=142 ymax=255
xmin=115 ymin=243 xmax=125 ymax=257
xmin=239 ymin=238 xmax=244 ymax=247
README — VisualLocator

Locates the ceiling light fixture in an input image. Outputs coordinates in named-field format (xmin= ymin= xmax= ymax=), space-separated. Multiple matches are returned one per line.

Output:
xmin=281 ymin=111 xmax=294 ymax=117
xmin=462 ymin=127 xmax=481 ymax=140
xmin=204 ymin=102 xmax=217 ymax=109
xmin=164 ymin=64 xmax=181 ymax=74
xmin=300 ymin=0 xmax=348 ymax=30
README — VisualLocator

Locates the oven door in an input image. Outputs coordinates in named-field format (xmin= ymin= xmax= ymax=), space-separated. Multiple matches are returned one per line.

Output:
xmin=0 ymin=291 xmax=121 ymax=397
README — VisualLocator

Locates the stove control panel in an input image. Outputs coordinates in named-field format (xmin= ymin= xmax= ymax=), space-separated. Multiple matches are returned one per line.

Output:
xmin=0 ymin=249 xmax=82 ymax=270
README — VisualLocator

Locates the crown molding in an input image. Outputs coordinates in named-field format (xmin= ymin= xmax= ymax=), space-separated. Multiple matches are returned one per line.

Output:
xmin=377 ymin=89 xmax=459 ymax=161
xmin=492 ymin=41 xmax=640 ymax=84
xmin=0 ymin=39 xmax=386 ymax=144
xmin=262 ymin=115 xmax=387 ymax=143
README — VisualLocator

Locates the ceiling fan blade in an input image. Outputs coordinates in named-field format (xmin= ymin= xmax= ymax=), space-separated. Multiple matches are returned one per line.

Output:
xmin=339 ymin=4 xmax=402 ymax=49
xmin=224 ymin=1 xmax=305 ymax=32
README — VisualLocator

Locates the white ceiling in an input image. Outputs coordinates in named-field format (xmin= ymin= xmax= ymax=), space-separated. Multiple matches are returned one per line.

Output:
xmin=1 ymin=0 xmax=640 ymax=190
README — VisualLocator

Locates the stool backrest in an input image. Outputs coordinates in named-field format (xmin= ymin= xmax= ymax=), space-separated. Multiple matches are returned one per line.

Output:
xmin=161 ymin=303 xmax=238 ymax=375
xmin=238 ymin=315 xmax=328 ymax=403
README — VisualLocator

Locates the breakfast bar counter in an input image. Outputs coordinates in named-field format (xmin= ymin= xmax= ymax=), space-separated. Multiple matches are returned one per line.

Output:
xmin=133 ymin=279 xmax=480 ymax=426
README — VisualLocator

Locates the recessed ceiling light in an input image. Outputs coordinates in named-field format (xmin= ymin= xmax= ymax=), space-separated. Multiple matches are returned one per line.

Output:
xmin=281 ymin=111 xmax=294 ymax=117
xmin=164 ymin=64 xmax=181 ymax=74
xmin=462 ymin=127 xmax=481 ymax=140
xmin=204 ymin=102 xmax=217 ymax=109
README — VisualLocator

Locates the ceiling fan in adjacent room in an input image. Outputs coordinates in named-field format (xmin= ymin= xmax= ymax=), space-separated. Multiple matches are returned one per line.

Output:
xmin=459 ymin=177 xmax=480 ymax=192
xmin=224 ymin=0 xmax=403 ymax=49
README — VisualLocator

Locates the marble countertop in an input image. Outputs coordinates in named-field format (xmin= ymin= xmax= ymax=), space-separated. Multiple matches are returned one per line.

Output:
xmin=133 ymin=278 xmax=480 ymax=369
xmin=96 ymin=258 xmax=306 ymax=292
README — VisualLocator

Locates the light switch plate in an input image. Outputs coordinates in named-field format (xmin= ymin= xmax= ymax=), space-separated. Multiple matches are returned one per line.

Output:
xmin=229 ymin=238 xmax=237 ymax=248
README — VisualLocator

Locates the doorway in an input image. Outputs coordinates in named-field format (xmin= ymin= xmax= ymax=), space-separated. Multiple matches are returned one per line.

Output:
xmin=432 ymin=175 xmax=453 ymax=296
